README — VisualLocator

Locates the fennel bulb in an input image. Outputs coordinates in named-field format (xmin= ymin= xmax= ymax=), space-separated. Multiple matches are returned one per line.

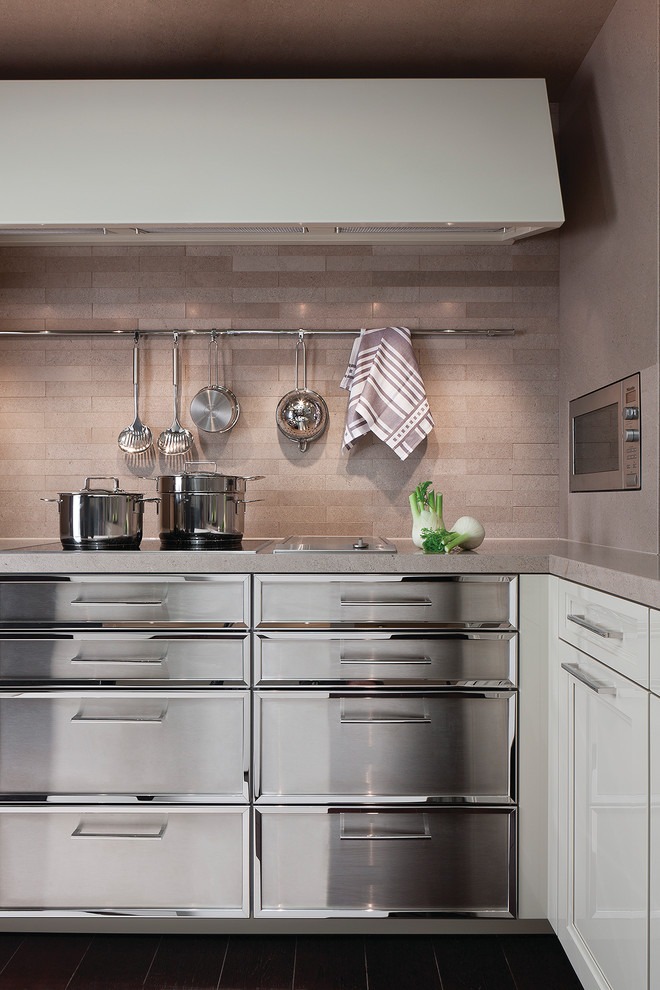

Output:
xmin=409 ymin=481 xmax=444 ymax=548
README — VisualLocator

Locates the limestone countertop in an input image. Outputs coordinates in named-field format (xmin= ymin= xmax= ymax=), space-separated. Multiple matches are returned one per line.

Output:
xmin=0 ymin=538 xmax=659 ymax=608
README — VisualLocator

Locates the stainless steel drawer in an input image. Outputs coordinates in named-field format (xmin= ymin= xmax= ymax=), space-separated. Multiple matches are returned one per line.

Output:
xmin=0 ymin=690 xmax=249 ymax=802
xmin=0 ymin=634 xmax=249 ymax=685
xmin=254 ymin=575 xmax=517 ymax=629
xmin=255 ymin=690 xmax=516 ymax=803
xmin=0 ymin=806 xmax=249 ymax=916
xmin=0 ymin=575 xmax=250 ymax=629
xmin=254 ymin=631 xmax=517 ymax=687
xmin=255 ymin=807 xmax=516 ymax=918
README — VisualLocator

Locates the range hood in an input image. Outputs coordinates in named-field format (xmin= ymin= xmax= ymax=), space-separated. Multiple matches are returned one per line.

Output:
xmin=0 ymin=78 xmax=563 ymax=245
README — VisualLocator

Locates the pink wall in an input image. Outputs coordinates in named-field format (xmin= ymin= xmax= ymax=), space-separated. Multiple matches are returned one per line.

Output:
xmin=0 ymin=239 xmax=559 ymax=541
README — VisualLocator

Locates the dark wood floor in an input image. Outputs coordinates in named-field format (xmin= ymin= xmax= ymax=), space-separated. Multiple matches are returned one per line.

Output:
xmin=0 ymin=933 xmax=584 ymax=989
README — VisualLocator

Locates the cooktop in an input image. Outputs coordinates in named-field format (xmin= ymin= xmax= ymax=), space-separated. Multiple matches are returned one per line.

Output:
xmin=2 ymin=539 xmax=275 ymax=554
xmin=272 ymin=536 xmax=397 ymax=553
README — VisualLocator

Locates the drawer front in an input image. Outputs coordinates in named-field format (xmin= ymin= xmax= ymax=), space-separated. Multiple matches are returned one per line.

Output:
xmin=255 ymin=807 xmax=516 ymax=917
xmin=557 ymin=579 xmax=648 ymax=686
xmin=0 ymin=634 xmax=249 ymax=685
xmin=0 ymin=807 xmax=248 ymax=916
xmin=0 ymin=691 xmax=249 ymax=801
xmin=255 ymin=632 xmax=517 ymax=687
xmin=254 ymin=575 xmax=517 ymax=629
xmin=0 ymin=576 xmax=250 ymax=629
xmin=255 ymin=691 xmax=516 ymax=803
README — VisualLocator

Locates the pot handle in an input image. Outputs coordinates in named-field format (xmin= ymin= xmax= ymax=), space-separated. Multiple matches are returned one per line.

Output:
xmin=233 ymin=498 xmax=264 ymax=505
xmin=84 ymin=476 xmax=120 ymax=492
xmin=41 ymin=498 xmax=62 ymax=503
xmin=241 ymin=475 xmax=265 ymax=482
xmin=184 ymin=461 xmax=217 ymax=475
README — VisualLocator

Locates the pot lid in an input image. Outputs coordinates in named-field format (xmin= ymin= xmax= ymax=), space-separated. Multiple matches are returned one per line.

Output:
xmin=157 ymin=462 xmax=264 ymax=494
xmin=64 ymin=476 xmax=138 ymax=496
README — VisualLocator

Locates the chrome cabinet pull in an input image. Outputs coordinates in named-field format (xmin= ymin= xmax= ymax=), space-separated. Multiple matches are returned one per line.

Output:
xmin=339 ymin=699 xmax=430 ymax=724
xmin=566 ymin=613 xmax=623 ymax=639
xmin=339 ymin=813 xmax=431 ymax=840
xmin=561 ymin=662 xmax=617 ymax=696
xmin=340 ymin=599 xmax=432 ymax=607
xmin=71 ymin=708 xmax=168 ymax=724
xmin=70 ymin=599 xmax=165 ymax=607
xmin=339 ymin=655 xmax=431 ymax=665
xmin=72 ymin=822 xmax=168 ymax=840
xmin=70 ymin=655 xmax=166 ymax=666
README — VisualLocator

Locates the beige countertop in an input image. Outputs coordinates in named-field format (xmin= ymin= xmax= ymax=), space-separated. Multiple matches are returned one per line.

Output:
xmin=0 ymin=538 xmax=659 ymax=608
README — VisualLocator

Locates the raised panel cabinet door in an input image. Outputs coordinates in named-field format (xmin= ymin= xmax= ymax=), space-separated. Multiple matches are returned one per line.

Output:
xmin=651 ymin=693 xmax=660 ymax=990
xmin=563 ymin=644 xmax=648 ymax=990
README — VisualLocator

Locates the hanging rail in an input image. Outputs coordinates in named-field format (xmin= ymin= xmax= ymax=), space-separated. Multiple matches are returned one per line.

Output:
xmin=0 ymin=327 xmax=515 ymax=338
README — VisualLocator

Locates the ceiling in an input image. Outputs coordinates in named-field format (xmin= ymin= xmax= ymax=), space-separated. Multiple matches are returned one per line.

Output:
xmin=0 ymin=0 xmax=617 ymax=101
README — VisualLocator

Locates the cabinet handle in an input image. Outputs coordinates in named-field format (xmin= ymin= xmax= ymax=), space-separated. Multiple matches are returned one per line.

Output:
xmin=70 ymin=600 xmax=165 ymax=607
xmin=72 ymin=822 xmax=168 ymax=840
xmin=339 ymin=655 xmax=431 ymax=665
xmin=69 ymin=655 xmax=166 ymax=666
xmin=339 ymin=814 xmax=431 ymax=840
xmin=71 ymin=708 xmax=168 ymax=723
xmin=566 ymin=614 xmax=622 ymax=639
xmin=339 ymin=700 xmax=430 ymax=724
xmin=340 ymin=599 xmax=432 ymax=607
xmin=561 ymin=662 xmax=617 ymax=696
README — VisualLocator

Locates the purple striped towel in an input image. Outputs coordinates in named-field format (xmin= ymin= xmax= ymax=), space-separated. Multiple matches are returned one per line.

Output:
xmin=340 ymin=326 xmax=434 ymax=460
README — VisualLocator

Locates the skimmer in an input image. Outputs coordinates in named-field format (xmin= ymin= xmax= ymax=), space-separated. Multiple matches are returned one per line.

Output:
xmin=117 ymin=333 xmax=153 ymax=454
xmin=157 ymin=333 xmax=194 ymax=456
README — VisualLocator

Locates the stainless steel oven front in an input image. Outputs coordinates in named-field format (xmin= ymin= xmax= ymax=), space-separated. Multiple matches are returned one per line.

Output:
xmin=569 ymin=373 xmax=641 ymax=492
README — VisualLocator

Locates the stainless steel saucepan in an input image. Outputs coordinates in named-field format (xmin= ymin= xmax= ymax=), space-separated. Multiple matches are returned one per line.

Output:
xmin=156 ymin=462 xmax=264 ymax=548
xmin=42 ymin=477 xmax=159 ymax=550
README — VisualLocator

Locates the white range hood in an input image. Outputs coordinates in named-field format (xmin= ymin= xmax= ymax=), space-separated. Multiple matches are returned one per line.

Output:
xmin=0 ymin=78 xmax=563 ymax=245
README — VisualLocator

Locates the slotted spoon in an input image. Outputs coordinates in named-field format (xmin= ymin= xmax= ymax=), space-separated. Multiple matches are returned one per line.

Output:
xmin=117 ymin=333 xmax=153 ymax=454
xmin=158 ymin=333 xmax=193 ymax=456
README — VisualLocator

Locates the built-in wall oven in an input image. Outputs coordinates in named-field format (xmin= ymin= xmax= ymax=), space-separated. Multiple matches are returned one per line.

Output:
xmin=569 ymin=373 xmax=641 ymax=492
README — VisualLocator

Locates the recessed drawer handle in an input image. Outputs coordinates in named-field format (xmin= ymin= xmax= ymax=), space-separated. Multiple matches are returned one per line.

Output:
xmin=339 ymin=656 xmax=432 ymax=665
xmin=70 ymin=655 xmax=166 ymax=666
xmin=71 ymin=709 xmax=168 ymax=723
xmin=561 ymin=662 xmax=617 ymax=696
xmin=339 ymin=814 xmax=431 ymax=840
xmin=71 ymin=823 xmax=168 ymax=840
xmin=339 ymin=700 xmax=430 ymax=724
xmin=340 ymin=599 xmax=432 ymax=607
xmin=70 ymin=599 xmax=165 ymax=607
xmin=566 ymin=614 xmax=623 ymax=639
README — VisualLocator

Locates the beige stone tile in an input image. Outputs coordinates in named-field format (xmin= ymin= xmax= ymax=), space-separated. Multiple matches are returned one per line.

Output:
xmin=514 ymin=443 xmax=560 ymax=459
xmin=0 ymin=493 xmax=47 ymax=537
xmin=0 ymin=381 xmax=45 ymax=397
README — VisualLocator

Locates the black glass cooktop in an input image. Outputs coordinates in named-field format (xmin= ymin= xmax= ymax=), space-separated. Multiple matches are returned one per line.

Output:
xmin=3 ymin=539 xmax=275 ymax=554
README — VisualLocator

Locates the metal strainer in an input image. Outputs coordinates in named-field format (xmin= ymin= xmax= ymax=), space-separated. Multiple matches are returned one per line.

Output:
xmin=275 ymin=333 xmax=328 ymax=452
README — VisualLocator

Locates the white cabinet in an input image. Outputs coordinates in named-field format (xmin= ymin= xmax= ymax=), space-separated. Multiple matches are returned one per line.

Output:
xmin=559 ymin=643 xmax=648 ymax=990
xmin=553 ymin=576 xmax=651 ymax=990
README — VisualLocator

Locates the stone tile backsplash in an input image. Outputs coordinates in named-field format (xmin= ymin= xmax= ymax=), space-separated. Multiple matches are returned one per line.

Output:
xmin=0 ymin=238 xmax=559 ymax=541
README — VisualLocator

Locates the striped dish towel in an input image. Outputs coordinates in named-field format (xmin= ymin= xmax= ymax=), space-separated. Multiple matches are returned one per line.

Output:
xmin=340 ymin=326 xmax=434 ymax=460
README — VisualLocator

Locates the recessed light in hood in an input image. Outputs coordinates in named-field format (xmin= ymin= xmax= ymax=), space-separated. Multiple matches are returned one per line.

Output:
xmin=0 ymin=79 xmax=564 ymax=246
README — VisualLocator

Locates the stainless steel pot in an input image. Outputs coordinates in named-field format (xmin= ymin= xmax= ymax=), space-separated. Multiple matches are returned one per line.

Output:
xmin=42 ymin=477 xmax=159 ymax=550
xmin=156 ymin=462 xmax=263 ymax=548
